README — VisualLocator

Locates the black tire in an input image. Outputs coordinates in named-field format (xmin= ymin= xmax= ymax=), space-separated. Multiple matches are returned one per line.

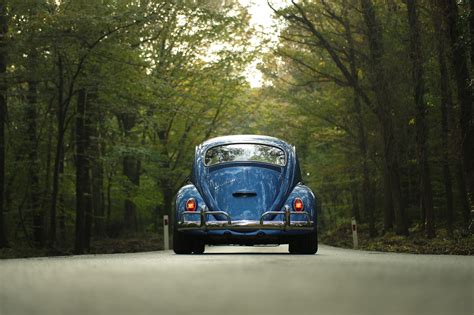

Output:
xmin=289 ymin=227 xmax=318 ymax=255
xmin=173 ymin=224 xmax=193 ymax=254
xmin=192 ymin=241 xmax=205 ymax=254
xmin=288 ymin=242 xmax=300 ymax=254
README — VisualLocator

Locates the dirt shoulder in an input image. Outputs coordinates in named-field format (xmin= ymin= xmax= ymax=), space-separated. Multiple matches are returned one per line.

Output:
xmin=0 ymin=234 xmax=164 ymax=259
xmin=321 ymin=224 xmax=474 ymax=255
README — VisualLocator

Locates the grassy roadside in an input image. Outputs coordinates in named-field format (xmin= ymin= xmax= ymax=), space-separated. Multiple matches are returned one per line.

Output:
xmin=0 ymin=234 xmax=164 ymax=259
xmin=321 ymin=223 xmax=474 ymax=255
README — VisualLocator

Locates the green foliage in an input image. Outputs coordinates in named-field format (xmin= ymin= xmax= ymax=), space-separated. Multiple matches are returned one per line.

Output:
xmin=1 ymin=0 xmax=258 ymax=252
xmin=259 ymin=0 xmax=473 ymax=240
xmin=1 ymin=0 xmax=473 ymax=255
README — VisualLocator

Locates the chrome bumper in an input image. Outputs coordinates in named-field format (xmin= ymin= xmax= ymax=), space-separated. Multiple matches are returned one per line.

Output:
xmin=177 ymin=206 xmax=314 ymax=231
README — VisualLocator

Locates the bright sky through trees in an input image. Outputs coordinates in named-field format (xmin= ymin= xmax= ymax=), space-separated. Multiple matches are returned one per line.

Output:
xmin=240 ymin=0 xmax=284 ymax=87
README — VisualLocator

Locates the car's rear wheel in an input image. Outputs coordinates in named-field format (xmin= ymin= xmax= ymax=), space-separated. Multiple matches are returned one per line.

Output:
xmin=192 ymin=241 xmax=205 ymax=254
xmin=173 ymin=224 xmax=193 ymax=254
xmin=173 ymin=224 xmax=206 ymax=254
xmin=288 ymin=242 xmax=299 ymax=254
xmin=289 ymin=227 xmax=318 ymax=254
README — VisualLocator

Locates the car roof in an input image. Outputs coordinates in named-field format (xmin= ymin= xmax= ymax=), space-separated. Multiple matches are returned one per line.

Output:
xmin=199 ymin=135 xmax=293 ymax=151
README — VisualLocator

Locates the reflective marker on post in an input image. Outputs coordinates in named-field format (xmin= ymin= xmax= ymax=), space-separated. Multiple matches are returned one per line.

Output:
xmin=163 ymin=215 xmax=169 ymax=250
xmin=351 ymin=218 xmax=358 ymax=249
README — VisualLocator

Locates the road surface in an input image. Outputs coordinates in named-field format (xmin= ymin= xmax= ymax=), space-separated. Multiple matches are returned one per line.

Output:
xmin=0 ymin=245 xmax=473 ymax=315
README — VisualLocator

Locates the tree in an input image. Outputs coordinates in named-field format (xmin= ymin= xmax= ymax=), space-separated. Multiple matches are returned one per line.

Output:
xmin=74 ymin=89 xmax=91 ymax=254
xmin=0 ymin=1 xmax=8 ymax=248
xmin=432 ymin=0 xmax=455 ymax=235
xmin=405 ymin=0 xmax=435 ymax=238
xmin=269 ymin=0 xmax=378 ymax=235
xmin=0 ymin=0 xmax=257 ymax=255
xmin=264 ymin=0 xmax=469 ymax=239
xmin=359 ymin=0 xmax=408 ymax=235
xmin=441 ymin=0 xmax=473 ymax=228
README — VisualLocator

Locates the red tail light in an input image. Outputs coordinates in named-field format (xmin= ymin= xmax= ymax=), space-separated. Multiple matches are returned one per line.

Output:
xmin=186 ymin=198 xmax=197 ymax=211
xmin=293 ymin=198 xmax=304 ymax=212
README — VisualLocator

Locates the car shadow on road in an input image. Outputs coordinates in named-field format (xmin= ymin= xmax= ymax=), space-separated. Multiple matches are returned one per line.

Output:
xmin=176 ymin=252 xmax=322 ymax=256
xmin=200 ymin=252 xmax=291 ymax=255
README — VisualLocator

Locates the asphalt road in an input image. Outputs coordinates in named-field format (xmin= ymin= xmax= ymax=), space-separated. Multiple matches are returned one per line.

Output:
xmin=0 ymin=244 xmax=473 ymax=315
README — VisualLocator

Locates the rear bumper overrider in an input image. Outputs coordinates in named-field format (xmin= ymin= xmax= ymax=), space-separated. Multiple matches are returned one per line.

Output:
xmin=177 ymin=206 xmax=314 ymax=232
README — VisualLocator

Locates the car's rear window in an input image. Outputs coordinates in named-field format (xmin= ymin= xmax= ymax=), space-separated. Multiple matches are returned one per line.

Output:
xmin=204 ymin=144 xmax=286 ymax=166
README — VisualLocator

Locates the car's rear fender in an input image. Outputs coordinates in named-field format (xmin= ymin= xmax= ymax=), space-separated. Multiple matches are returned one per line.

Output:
xmin=278 ymin=184 xmax=317 ymax=224
xmin=175 ymin=184 xmax=205 ymax=223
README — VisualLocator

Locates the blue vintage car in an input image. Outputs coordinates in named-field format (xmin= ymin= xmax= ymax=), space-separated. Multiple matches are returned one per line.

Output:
xmin=173 ymin=135 xmax=318 ymax=254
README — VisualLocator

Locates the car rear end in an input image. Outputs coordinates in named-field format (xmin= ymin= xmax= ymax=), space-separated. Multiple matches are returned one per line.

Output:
xmin=173 ymin=136 xmax=318 ymax=254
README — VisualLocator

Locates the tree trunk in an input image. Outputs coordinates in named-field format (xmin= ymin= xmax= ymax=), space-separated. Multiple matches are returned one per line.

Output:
xmin=470 ymin=0 xmax=474 ymax=69
xmin=438 ymin=48 xmax=456 ymax=235
xmin=359 ymin=122 xmax=376 ymax=236
xmin=83 ymin=96 xmax=93 ymax=251
xmin=382 ymin=163 xmax=394 ymax=232
xmin=74 ymin=89 xmax=92 ymax=254
xmin=106 ymin=171 xmax=112 ymax=225
xmin=92 ymin=133 xmax=105 ymax=238
xmin=406 ymin=0 xmax=435 ymax=238
xmin=49 ymin=54 xmax=65 ymax=248
xmin=57 ymin=117 xmax=66 ymax=244
xmin=43 ymin=99 xmax=53 ymax=238
xmin=455 ymin=163 xmax=471 ymax=228
xmin=120 ymin=114 xmax=140 ymax=233
xmin=343 ymin=14 xmax=376 ymax=236
xmin=360 ymin=0 xmax=408 ymax=235
xmin=0 ymin=3 xmax=8 ymax=248
xmin=58 ymin=189 xmax=66 ymax=242
xmin=443 ymin=0 xmax=474 ymax=223
xmin=74 ymin=89 xmax=86 ymax=254
xmin=349 ymin=171 xmax=360 ymax=222
xmin=432 ymin=3 xmax=455 ymax=235
xmin=26 ymin=51 xmax=45 ymax=246
xmin=77 ymin=89 xmax=95 ymax=251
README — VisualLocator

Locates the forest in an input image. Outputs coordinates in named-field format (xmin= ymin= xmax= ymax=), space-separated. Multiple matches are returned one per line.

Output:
xmin=0 ymin=0 xmax=472 ymax=257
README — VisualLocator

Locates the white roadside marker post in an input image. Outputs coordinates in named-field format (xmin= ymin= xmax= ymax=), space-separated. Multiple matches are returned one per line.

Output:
xmin=163 ymin=215 xmax=169 ymax=250
xmin=351 ymin=218 xmax=358 ymax=249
